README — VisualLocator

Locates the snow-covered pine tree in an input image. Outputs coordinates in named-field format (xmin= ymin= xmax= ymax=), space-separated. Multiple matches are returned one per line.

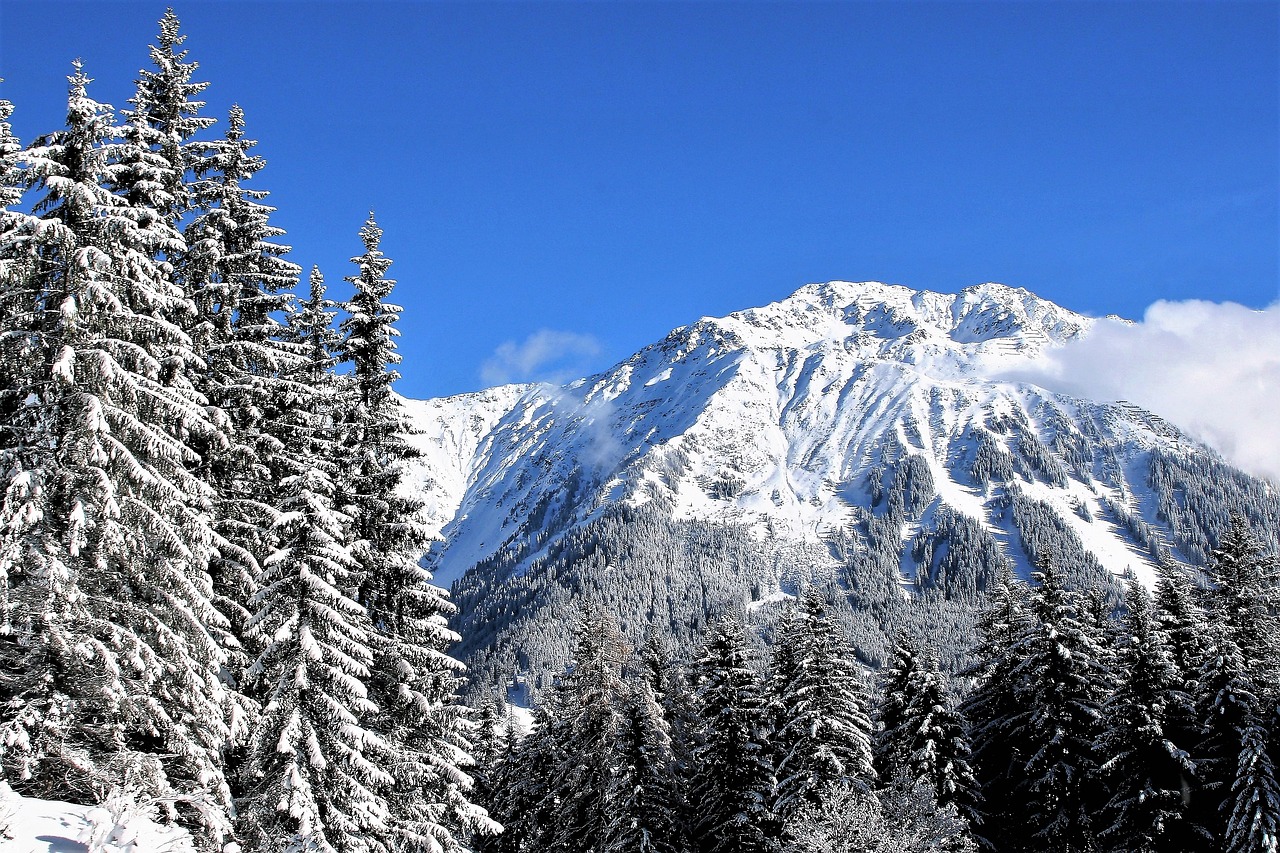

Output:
xmin=464 ymin=696 xmax=506 ymax=853
xmin=636 ymin=633 xmax=699 ymax=845
xmin=0 ymin=85 xmax=39 ymax=439
xmin=182 ymin=103 xmax=301 ymax=674
xmin=1191 ymin=619 xmax=1251 ymax=842
xmin=1190 ymin=517 xmax=1280 ymax=853
xmin=605 ymin=678 xmax=689 ymax=853
xmin=892 ymin=647 xmax=979 ymax=824
xmin=0 ymin=64 xmax=231 ymax=838
xmin=765 ymin=601 xmax=802 ymax=765
xmin=873 ymin=633 xmax=923 ymax=783
xmin=241 ymin=284 xmax=392 ymax=851
xmin=336 ymin=214 xmax=491 ymax=851
xmin=688 ymin=615 xmax=774 ymax=853
xmin=491 ymin=701 xmax=563 ymax=853
xmin=542 ymin=608 xmax=628 ymax=853
xmin=336 ymin=212 xmax=425 ymax=630
xmin=958 ymin=564 xmax=1028 ymax=852
xmin=1152 ymin=560 xmax=1211 ymax=696
xmin=1224 ymin=707 xmax=1280 ymax=853
xmin=115 ymin=9 xmax=216 ymax=227
xmin=1095 ymin=582 xmax=1196 ymax=853
xmin=1205 ymin=514 xmax=1280 ymax=697
xmin=773 ymin=588 xmax=875 ymax=817
xmin=1008 ymin=554 xmax=1111 ymax=852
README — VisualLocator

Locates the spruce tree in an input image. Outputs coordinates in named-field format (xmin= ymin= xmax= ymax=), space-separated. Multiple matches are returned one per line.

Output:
xmin=115 ymin=9 xmax=216 ymax=226
xmin=1193 ymin=621 xmax=1280 ymax=853
xmin=605 ymin=679 xmax=688 ymax=853
xmin=241 ymin=453 xmax=391 ymax=852
xmin=466 ymin=697 xmax=506 ymax=853
xmin=492 ymin=702 xmax=563 ymax=853
xmin=773 ymin=588 xmax=875 ymax=816
xmin=544 ymin=609 xmax=628 ymax=853
xmin=873 ymin=633 xmax=924 ymax=783
xmin=1205 ymin=514 xmax=1279 ymax=694
xmin=0 ymin=64 xmax=231 ymax=839
xmin=636 ymin=633 xmax=698 ymax=844
xmin=893 ymin=647 xmax=979 ymax=823
xmin=183 ymin=104 xmax=300 ymax=656
xmin=958 ymin=565 xmax=1027 ymax=852
xmin=1009 ymin=555 xmax=1111 ymax=852
xmin=1095 ymin=583 xmax=1195 ymax=853
xmin=0 ymin=85 xmax=40 ymax=448
xmin=688 ymin=615 xmax=774 ymax=853
xmin=336 ymin=215 xmax=490 ymax=851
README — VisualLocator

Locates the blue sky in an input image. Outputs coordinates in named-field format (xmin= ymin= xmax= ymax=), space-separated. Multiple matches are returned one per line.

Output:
xmin=2 ymin=1 xmax=1276 ymax=400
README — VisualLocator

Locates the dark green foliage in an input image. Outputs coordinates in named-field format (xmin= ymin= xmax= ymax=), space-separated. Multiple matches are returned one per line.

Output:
xmin=1095 ymin=584 xmax=1195 ymax=853
xmin=689 ymin=616 xmax=775 ymax=853
xmin=772 ymin=590 xmax=875 ymax=815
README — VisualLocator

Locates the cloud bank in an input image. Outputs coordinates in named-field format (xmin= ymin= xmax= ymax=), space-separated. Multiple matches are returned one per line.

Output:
xmin=481 ymin=329 xmax=604 ymax=387
xmin=1009 ymin=299 xmax=1280 ymax=484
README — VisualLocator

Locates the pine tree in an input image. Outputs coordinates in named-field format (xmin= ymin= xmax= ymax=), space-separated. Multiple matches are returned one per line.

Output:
xmin=1193 ymin=620 xmax=1280 ymax=853
xmin=1225 ymin=715 xmax=1280 ymax=853
xmin=1152 ymin=560 xmax=1211 ymax=700
xmin=1008 ymin=555 xmax=1110 ymax=852
xmin=894 ymin=647 xmax=980 ymax=824
xmin=115 ymin=9 xmax=215 ymax=226
xmin=874 ymin=633 xmax=924 ymax=783
xmin=958 ymin=565 xmax=1027 ymax=852
xmin=542 ymin=609 xmax=628 ymax=853
xmin=334 ymin=215 xmax=490 ymax=851
xmin=336 ymin=213 xmax=426 ymax=631
xmin=688 ymin=615 xmax=774 ymax=853
xmin=182 ymin=103 xmax=300 ymax=660
xmin=1205 ymin=514 xmax=1280 ymax=695
xmin=605 ymin=679 xmax=688 ymax=853
xmin=1095 ymin=583 xmax=1195 ymax=853
xmin=0 ymin=84 xmax=40 ymax=454
xmin=466 ymin=696 xmax=506 ymax=853
xmin=0 ymin=64 xmax=231 ymax=839
xmin=241 ymin=451 xmax=392 ymax=853
xmin=240 ymin=281 xmax=396 ymax=851
xmin=773 ymin=588 xmax=875 ymax=816
xmin=636 ymin=634 xmax=698 ymax=844
xmin=1191 ymin=517 xmax=1280 ymax=853
xmin=492 ymin=702 xmax=563 ymax=853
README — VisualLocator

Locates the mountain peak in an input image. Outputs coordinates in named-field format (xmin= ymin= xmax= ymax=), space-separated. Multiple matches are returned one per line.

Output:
xmin=689 ymin=280 xmax=1090 ymax=373
xmin=400 ymin=278 xmax=1280 ymax=690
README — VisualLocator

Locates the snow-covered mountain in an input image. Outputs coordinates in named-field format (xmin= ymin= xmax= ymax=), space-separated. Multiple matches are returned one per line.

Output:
xmin=400 ymin=281 xmax=1279 ymax=686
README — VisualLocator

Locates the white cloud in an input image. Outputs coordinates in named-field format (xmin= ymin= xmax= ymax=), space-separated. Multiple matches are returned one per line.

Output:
xmin=1007 ymin=299 xmax=1280 ymax=484
xmin=480 ymin=329 xmax=604 ymax=387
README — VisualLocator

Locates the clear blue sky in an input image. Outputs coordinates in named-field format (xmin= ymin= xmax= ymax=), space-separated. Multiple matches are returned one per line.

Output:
xmin=2 ymin=1 xmax=1276 ymax=399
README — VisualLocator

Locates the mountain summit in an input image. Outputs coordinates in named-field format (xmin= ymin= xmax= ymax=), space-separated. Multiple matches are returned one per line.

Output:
xmin=400 ymin=282 xmax=1278 ymax=687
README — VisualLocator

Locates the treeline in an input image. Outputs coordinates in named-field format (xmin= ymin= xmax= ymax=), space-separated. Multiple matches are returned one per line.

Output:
xmin=0 ymin=12 xmax=488 ymax=853
xmin=470 ymin=515 xmax=1279 ymax=853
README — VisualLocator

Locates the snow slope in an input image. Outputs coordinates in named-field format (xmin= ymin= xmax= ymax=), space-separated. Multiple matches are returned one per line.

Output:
xmin=404 ymin=281 xmax=1223 ymax=593
xmin=0 ymin=786 xmax=195 ymax=853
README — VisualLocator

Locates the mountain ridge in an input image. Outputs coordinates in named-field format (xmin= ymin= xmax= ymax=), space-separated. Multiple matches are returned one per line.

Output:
xmin=396 ymin=280 xmax=1279 ymax=687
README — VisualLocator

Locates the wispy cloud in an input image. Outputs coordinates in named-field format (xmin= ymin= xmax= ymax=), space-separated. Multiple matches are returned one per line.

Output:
xmin=1006 ymin=299 xmax=1280 ymax=483
xmin=480 ymin=329 xmax=604 ymax=387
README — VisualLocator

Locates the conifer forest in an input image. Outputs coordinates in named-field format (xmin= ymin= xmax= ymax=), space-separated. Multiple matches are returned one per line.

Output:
xmin=1 ymin=11 xmax=1278 ymax=853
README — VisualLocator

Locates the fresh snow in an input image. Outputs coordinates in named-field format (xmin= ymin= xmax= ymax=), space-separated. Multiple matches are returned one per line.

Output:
xmin=0 ymin=787 xmax=196 ymax=853
xmin=400 ymin=281 xmax=1224 ymax=592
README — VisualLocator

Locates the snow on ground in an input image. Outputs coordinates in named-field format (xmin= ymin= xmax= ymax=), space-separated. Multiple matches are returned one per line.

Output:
xmin=1 ymin=785 xmax=196 ymax=853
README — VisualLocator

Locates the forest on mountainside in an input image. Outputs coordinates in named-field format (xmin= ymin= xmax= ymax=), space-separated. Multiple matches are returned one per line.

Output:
xmin=470 ymin=519 xmax=1279 ymax=853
